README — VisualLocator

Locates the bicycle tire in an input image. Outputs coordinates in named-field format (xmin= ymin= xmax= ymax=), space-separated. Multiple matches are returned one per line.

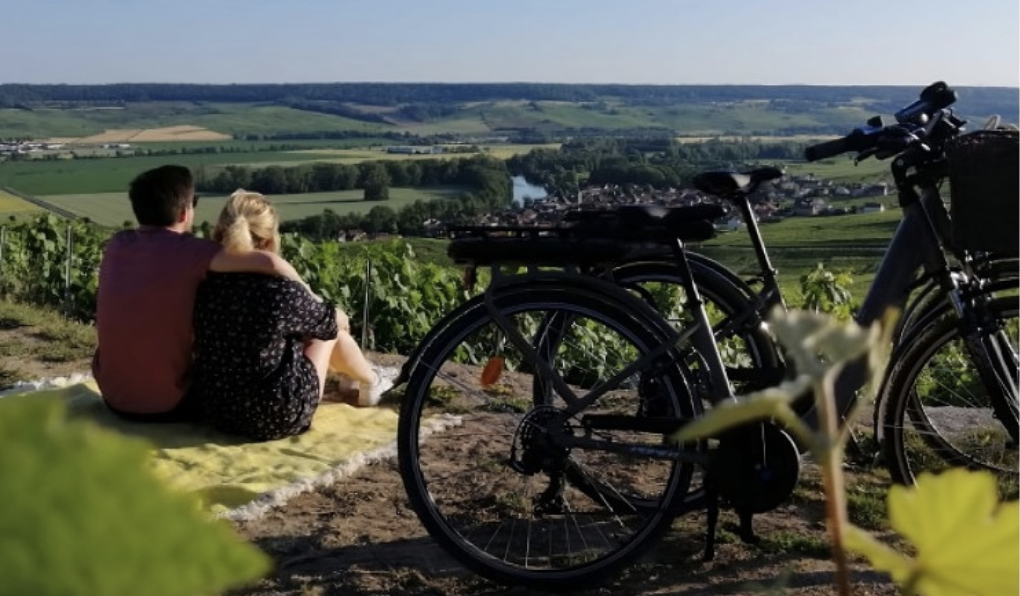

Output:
xmin=880 ymin=296 xmax=1019 ymax=498
xmin=874 ymin=262 xmax=1020 ymax=445
xmin=397 ymin=277 xmax=700 ymax=590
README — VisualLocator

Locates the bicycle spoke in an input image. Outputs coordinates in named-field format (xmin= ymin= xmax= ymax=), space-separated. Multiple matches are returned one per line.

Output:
xmin=884 ymin=297 xmax=1019 ymax=499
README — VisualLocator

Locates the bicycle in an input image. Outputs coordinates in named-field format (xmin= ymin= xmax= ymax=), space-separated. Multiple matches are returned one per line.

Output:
xmin=392 ymin=81 xmax=1019 ymax=589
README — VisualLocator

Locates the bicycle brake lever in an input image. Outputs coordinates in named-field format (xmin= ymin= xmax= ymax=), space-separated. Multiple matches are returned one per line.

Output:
xmin=853 ymin=148 xmax=878 ymax=164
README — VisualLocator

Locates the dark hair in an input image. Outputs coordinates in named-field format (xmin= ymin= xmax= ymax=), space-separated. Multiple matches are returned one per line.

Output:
xmin=127 ymin=165 xmax=194 ymax=226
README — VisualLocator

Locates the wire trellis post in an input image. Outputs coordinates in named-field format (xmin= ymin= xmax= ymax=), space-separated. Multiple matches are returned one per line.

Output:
xmin=362 ymin=258 xmax=372 ymax=350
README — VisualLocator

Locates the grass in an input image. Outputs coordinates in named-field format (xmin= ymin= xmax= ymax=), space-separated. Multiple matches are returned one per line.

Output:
xmin=845 ymin=480 xmax=890 ymax=531
xmin=0 ymin=300 xmax=96 ymax=388
xmin=757 ymin=531 xmax=833 ymax=559
xmin=37 ymin=186 xmax=472 ymax=228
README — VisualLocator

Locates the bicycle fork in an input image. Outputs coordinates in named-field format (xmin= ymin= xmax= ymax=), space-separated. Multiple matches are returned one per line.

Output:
xmin=963 ymin=309 xmax=1019 ymax=446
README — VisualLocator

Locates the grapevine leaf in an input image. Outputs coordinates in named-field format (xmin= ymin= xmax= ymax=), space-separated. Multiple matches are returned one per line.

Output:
xmin=671 ymin=377 xmax=810 ymax=443
xmin=846 ymin=469 xmax=1019 ymax=596
xmin=769 ymin=308 xmax=876 ymax=379
xmin=0 ymin=396 xmax=270 ymax=596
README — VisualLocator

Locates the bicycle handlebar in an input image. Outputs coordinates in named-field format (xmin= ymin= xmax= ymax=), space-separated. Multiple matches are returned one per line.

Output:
xmin=803 ymin=128 xmax=876 ymax=161
xmin=894 ymin=80 xmax=958 ymax=124
xmin=804 ymin=81 xmax=960 ymax=163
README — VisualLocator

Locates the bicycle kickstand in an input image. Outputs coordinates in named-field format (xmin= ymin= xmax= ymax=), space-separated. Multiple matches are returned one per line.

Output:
xmin=703 ymin=481 xmax=719 ymax=562
xmin=703 ymin=483 xmax=761 ymax=561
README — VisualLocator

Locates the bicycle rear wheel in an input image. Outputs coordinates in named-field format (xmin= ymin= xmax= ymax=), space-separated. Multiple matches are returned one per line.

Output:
xmin=881 ymin=296 xmax=1019 ymax=498
xmin=397 ymin=279 xmax=700 ymax=590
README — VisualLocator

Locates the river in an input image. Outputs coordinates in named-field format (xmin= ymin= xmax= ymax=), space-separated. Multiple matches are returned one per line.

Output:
xmin=510 ymin=175 xmax=548 ymax=205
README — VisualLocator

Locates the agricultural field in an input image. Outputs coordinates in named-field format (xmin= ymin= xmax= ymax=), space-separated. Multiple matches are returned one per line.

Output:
xmin=782 ymin=154 xmax=892 ymax=184
xmin=701 ymin=154 xmax=901 ymax=293
xmin=0 ymin=151 xmax=348 ymax=195
xmin=697 ymin=207 xmax=901 ymax=300
xmin=709 ymin=207 xmax=901 ymax=249
xmin=36 ymin=186 xmax=471 ymax=228
xmin=0 ymin=103 xmax=385 ymax=140
xmin=277 ymin=143 xmax=558 ymax=164
xmin=47 ymin=125 xmax=231 ymax=144
xmin=1 ymin=99 xmax=887 ymax=144
xmin=0 ymin=189 xmax=42 ymax=217
xmin=0 ymin=144 xmax=554 ymax=196
xmin=393 ymin=99 xmax=877 ymax=137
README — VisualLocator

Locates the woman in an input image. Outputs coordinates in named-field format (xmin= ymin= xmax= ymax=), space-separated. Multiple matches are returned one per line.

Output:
xmin=191 ymin=190 xmax=391 ymax=441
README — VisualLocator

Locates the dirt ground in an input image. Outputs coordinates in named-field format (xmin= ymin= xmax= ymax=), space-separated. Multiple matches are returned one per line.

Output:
xmin=5 ymin=347 xmax=899 ymax=596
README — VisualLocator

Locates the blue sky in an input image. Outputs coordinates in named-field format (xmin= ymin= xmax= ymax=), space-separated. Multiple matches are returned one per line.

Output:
xmin=3 ymin=0 xmax=1017 ymax=86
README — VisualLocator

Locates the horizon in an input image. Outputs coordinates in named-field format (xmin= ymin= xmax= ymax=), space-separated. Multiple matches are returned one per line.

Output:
xmin=5 ymin=81 xmax=1018 ymax=89
xmin=2 ymin=0 xmax=1017 ymax=88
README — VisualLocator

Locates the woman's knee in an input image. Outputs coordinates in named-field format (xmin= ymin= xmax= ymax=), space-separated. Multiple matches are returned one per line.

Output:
xmin=335 ymin=309 xmax=350 ymax=333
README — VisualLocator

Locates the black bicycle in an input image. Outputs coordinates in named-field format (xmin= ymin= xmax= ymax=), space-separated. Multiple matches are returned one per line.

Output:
xmin=393 ymin=81 xmax=1018 ymax=589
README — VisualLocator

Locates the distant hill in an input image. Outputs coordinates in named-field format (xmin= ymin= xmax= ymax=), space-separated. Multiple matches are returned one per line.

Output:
xmin=1 ymin=83 xmax=1015 ymax=140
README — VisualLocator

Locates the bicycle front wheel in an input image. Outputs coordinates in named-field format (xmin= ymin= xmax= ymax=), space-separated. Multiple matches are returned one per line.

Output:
xmin=881 ymin=296 xmax=1019 ymax=498
xmin=397 ymin=280 xmax=700 ymax=590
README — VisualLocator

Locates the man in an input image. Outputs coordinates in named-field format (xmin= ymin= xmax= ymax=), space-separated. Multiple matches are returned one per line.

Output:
xmin=92 ymin=165 xmax=308 ymax=421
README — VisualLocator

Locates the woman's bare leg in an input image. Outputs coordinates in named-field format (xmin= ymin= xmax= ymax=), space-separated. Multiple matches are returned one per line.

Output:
xmin=328 ymin=330 xmax=375 ymax=384
xmin=305 ymin=337 xmax=339 ymax=400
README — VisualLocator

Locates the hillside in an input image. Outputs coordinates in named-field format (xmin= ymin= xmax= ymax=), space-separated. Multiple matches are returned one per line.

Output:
xmin=1 ymin=83 xmax=1015 ymax=141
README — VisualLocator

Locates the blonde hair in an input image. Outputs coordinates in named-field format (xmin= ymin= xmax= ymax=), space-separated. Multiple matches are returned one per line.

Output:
xmin=212 ymin=189 xmax=281 ymax=254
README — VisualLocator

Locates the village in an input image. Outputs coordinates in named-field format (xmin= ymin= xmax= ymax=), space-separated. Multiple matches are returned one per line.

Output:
xmin=0 ymin=140 xmax=131 ymax=158
xmin=464 ymin=173 xmax=891 ymax=233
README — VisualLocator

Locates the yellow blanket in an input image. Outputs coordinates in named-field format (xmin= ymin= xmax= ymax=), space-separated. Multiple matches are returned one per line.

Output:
xmin=2 ymin=380 xmax=457 ymax=521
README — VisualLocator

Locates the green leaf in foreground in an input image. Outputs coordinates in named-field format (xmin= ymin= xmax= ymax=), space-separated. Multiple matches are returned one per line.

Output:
xmin=0 ymin=396 xmax=270 ymax=596
xmin=845 ymin=468 xmax=1019 ymax=596
xmin=670 ymin=378 xmax=812 ymax=445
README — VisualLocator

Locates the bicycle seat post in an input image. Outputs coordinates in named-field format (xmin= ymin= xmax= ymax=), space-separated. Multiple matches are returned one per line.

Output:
xmin=668 ymin=237 xmax=736 ymax=404
xmin=735 ymin=189 xmax=784 ymax=309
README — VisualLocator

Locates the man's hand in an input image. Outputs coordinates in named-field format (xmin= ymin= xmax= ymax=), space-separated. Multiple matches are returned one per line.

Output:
xmin=209 ymin=249 xmax=323 ymax=301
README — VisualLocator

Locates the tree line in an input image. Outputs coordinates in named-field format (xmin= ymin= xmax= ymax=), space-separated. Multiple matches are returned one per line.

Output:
xmin=507 ymin=137 xmax=809 ymax=196
xmin=198 ymin=155 xmax=512 ymax=240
